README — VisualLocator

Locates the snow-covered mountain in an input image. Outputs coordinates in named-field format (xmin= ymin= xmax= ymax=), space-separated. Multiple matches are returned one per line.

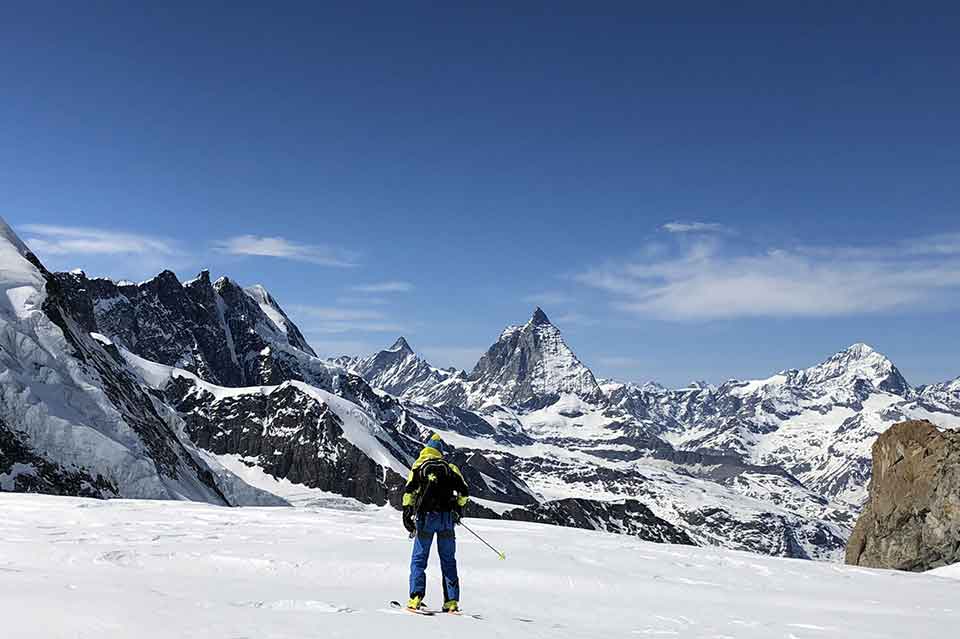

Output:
xmin=341 ymin=314 xmax=864 ymax=559
xmin=462 ymin=307 xmax=605 ymax=408
xmin=54 ymin=268 xmax=320 ymax=387
xmin=25 ymin=256 xmax=843 ymax=557
xmin=0 ymin=219 xmax=262 ymax=504
xmin=342 ymin=336 xmax=459 ymax=400
xmin=918 ymin=376 xmax=960 ymax=413
xmin=6 ymin=214 xmax=960 ymax=562
xmin=604 ymin=343 xmax=960 ymax=506
xmin=341 ymin=309 xmax=960 ymax=559
xmin=402 ymin=308 xmax=605 ymax=410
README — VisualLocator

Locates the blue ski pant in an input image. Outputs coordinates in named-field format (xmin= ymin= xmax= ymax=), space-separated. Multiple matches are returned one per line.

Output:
xmin=409 ymin=511 xmax=459 ymax=602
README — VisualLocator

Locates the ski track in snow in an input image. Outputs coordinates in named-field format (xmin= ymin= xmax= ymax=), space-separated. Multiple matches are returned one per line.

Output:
xmin=1 ymin=494 xmax=957 ymax=639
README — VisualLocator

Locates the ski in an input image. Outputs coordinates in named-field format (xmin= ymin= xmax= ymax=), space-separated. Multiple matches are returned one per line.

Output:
xmin=390 ymin=600 xmax=434 ymax=616
xmin=421 ymin=608 xmax=484 ymax=620
xmin=389 ymin=601 xmax=483 ymax=619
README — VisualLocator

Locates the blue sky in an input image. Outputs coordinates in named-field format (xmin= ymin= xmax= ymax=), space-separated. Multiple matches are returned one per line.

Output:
xmin=3 ymin=2 xmax=959 ymax=386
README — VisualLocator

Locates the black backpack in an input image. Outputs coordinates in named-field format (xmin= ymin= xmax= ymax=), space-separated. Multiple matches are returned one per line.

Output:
xmin=414 ymin=459 xmax=459 ymax=513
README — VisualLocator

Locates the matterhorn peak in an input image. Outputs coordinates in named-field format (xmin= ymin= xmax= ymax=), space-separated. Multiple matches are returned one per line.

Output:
xmin=529 ymin=306 xmax=552 ymax=326
xmin=465 ymin=308 xmax=605 ymax=408
xmin=388 ymin=336 xmax=414 ymax=354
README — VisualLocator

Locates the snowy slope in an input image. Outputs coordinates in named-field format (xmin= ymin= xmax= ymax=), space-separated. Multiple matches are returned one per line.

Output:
xmin=1 ymin=493 xmax=957 ymax=639
xmin=919 ymin=376 xmax=960 ymax=413
xmin=0 ymin=218 xmax=235 ymax=503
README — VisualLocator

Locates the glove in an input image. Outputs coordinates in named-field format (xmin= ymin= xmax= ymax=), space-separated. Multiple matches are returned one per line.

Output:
xmin=403 ymin=507 xmax=416 ymax=534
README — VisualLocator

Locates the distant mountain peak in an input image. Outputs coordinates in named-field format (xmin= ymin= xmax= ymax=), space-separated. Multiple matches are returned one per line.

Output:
xmin=212 ymin=275 xmax=234 ymax=292
xmin=141 ymin=269 xmax=181 ymax=287
xmin=184 ymin=269 xmax=212 ymax=288
xmin=800 ymin=342 xmax=909 ymax=395
xmin=347 ymin=335 xmax=454 ymax=399
xmin=529 ymin=307 xmax=552 ymax=326
xmin=842 ymin=343 xmax=877 ymax=358
xmin=465 ymin=308 xmax=605 ymax=408
xmin=389 ymin=336 xmax=413 ymax=354
xmin=245 ymin=283 xmax=270 ymax=297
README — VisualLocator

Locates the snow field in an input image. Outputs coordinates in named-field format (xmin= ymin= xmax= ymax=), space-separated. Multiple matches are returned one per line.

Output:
xmin=1 ymin=493 xmax=957 ymax=639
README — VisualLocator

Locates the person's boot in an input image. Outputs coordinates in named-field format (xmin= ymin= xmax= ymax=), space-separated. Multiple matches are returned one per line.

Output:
xmin=406 ymin=594 xmax=424 ymax=610
xmin=442 ymin=600 xmax=459 ymax=613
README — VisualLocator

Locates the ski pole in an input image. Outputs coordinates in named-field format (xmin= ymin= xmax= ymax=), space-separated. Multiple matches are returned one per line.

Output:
xmin=459 ymin=520 xmax=506 ymax=560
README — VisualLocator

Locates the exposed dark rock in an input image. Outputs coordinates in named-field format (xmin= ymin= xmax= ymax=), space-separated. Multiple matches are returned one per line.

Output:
xmin=50 ymin=269 xmax=317 ymax=388
xmin=165 ymin=377 xmax=407 ymax=507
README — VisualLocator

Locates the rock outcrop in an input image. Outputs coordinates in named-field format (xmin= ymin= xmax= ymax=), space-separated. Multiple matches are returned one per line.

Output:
xmin=846 ymin=420 xmax=960 ymax=571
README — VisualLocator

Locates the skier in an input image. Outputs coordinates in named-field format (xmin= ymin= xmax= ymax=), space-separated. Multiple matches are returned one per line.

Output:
xmin=402 ymin=433 xmax=470 ymax=613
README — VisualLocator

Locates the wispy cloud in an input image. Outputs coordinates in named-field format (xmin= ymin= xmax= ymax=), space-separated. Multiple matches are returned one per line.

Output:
xmin=662 ymin=221 xmax=729 ymax=234
xmin=349 ymin=281 xmax=414 ymax=293
xmin=905 ymin=232 xmax=960 ymax=256
xmin=287 ymin=305 xmax=385 ymax=322
xmin=287 ymin=304 xmax=406 ymax=335
xmin=214 ymin=235 xmax=358 ymax=267
xmin=577 ymin=232 xmax=960 ymax=320
xmin=21 ymin=224 xmax=176 ymax=255
xmin=334 ymin=296 xmax=390 ymax=306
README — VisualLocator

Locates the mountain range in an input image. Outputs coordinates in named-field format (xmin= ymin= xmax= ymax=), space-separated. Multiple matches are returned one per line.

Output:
xmin=3 ymin=217 xmax=960 ymax=562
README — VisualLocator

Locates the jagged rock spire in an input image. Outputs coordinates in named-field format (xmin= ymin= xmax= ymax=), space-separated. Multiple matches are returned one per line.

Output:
xmin=467 ymin=307 xmax=605 ymax=407
xmin=530 ymin=307 xmax=551 ymax=326
xmin=389 ymin=336 xmax=413 ymax=354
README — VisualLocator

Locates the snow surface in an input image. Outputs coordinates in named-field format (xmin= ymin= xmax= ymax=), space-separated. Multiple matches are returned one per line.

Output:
xmin=0 ymin=493 xmax=957 ymax=639
xmin=930 ymin=563 xmax=960 ymax=580
xmin=0 ymin=218 xmax=46 ymax=320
